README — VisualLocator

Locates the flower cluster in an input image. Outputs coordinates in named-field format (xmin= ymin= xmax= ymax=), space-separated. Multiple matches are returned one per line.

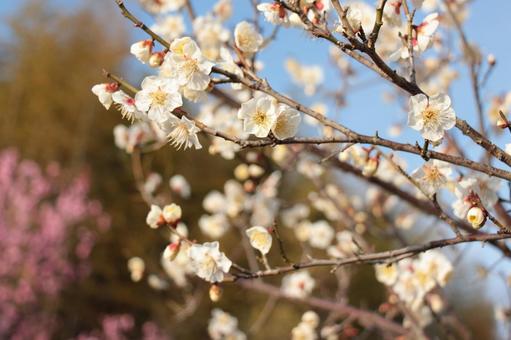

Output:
xmin=375 ymin=250 xmax=453 ymax=323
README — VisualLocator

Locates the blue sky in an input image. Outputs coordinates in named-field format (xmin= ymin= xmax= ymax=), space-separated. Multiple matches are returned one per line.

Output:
xmin=2 ymin=0 xmax=511 ymax=322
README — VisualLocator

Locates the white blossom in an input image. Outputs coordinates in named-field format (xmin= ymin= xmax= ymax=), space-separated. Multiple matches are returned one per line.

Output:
xmin=308 ymin=220 xmax=334 ymax=249
xmin=408 ymin=93 xmax=456 ymax=142
xmin=188 ymin=241 xmax=232 ymax=283
xmin=159 ymin=115 xmax=202 ymax=150
xmin=234 ymin=21 xmax=263 ymax=54
xmin=127 ymin=257 xmax=145 ymax=282
xmin=139 ymin=0 xmax=185 ymax=14
xmin=146 ymin=204 xmax=163 ymax=229
xmin=151 ymin=15 xmax=185 ymax=42
xmin=411 ymin=160 xmax=452 ymax=196
xmin=162 ymin=203 xmax=182 ymax=224
xmin=285 ymin=59 xmax=324 ymax=96
xmin=208 ymin=309 xmax=246 ymax=340
xmin=162 ymin=37 xmax=214 ymax=91
xmin=135 ymin=76 xmax=182 ymax=123
xmin=272 ymin=105 xmax=302 ymax=140
xmin=257 ymin=3 xmax=289 ymax=26
xmin=92 ymin=82 xmax=119 ymax=109
xmin=281 ymin=271 xmax=315 ymax=298
xmin=130 ymin=39 xmax=153 ymax=64
xmin=199 ymin=213 xmax=230 ymax=239
xmin=467 ymin=206 xmax=486 ymax=229
xmin=112 ymin=90 xmax=146 ymax=122
xmin=246 ymin=226 xmax=273 ymax=255
xmin=374 ymin=263 xmax=398 ymax=286
xmin=237 ymin=95 xmax=278 ymax=138
xmin=169 ymin=174 xmax=191 ymax=198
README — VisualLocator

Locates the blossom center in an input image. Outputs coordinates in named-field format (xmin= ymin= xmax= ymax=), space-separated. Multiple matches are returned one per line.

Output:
xmin=203 ymin=255 xmax=218 ymax=274
xmin=252 ymin=232 xmax=267 ymax=247
xmin=253 ymin=110 xmax=269 ymax=126
xmin=150 ymin=89 xmax=168 ymax=106
xmin=422 ymin=106 xmax=439 ymax=125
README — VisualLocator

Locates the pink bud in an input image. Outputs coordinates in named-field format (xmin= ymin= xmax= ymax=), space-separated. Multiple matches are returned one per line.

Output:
xmin=163 ymin=242 xmax=181 ymax=261
xmin=148 ymin=51 xmax=166 ymax=68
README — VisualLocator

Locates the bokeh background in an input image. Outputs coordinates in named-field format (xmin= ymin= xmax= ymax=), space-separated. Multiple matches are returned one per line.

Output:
xmin=1 ymin=0 xmax=511 ymax=338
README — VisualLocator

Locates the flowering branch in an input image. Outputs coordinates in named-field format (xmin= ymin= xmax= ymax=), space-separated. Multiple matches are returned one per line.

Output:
xmin=228 ymin=233 xmax=511 ymax=281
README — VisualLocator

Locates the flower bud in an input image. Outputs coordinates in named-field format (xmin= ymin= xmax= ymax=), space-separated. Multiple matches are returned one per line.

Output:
xmin=127 ymin=257 xmax=145 ymax=282
xmin=209 ymin=284 xmax=222 ymax=302
xmin=162 ymin=203 xmax=182 ymax=225
xmin=148 ymin=51 xmax=165 ymax=68
xmin=248 ymin=164 xmax=265 ymax=178
xmin=487 ymin=54 xmax=496 ymax=66
xmin=163 ymin=242 xmax=181 ymax=261
xmin=234 ymin=164 xmax=250 ymax=181
xmin=146 ymin=205 xmax=164 ymax=229
xmin=130 ymin=39 xmax=153 ymax=63
xmin=362 ymin=157 xmax=379 ymax=177
xmin=467 ymin=206 xmax=486 ymax=229
xmin=346 ymin=7 xmax=362 ymax=32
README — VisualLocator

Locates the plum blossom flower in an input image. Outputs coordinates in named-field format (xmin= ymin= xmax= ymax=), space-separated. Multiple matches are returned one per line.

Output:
xmin=234 ymin=21 xmax=263 ymax=54
xmin=162 ymin=37 xmax=214 ymax=91
xmin=237 ymin=95 xmax=278 ymax=138
xmin=390 ymin=13 xmax=439 ymax=60
xmin=151 ymin=15 xmax=185 ymax=42
xmin=335 ymin=2 xmax=375 ymax=33
xmin=291 ymin=311 xmax=320 ymax=340
xmin=91 ymin=82 xmax=119 ymax=109
xmin=130 ymin=39 xmax=153 ymax=64
xmin=159 ymin=115 xmax=202 ymax=150
xmin=135 ymin=76 xmax=182 ymax=123
xmin=281 ymin=271 xmax=316 ymax=298
xmin=308 ymin=220 xmax=334 ymax=249
xmin=217 ymin=47 xmax=243 ymax=90
xmin=162 ymin=242 xmax=180 ymax=261
xmin=188 ymin=241 xmax=232 ymax=283
xmin=208 ymin=309 xmax=246 ymax=340
xmin=285 ymin=59 xmax=324 ymax=96
xmin=327 ymin=231 xmax=359 ymax=258
xmin=112 ymin=90 xmax=145 ymax=122
xmin=169 ymin=174 xmax=191 ymax=198
xmin=214 ymin=0 xmax=233 ymax=21
xmin=452 ymin=174 xmax=500 ymax=219
xmin=467 ymin=206 xmax=486 ymax=229
xmin=257 ymin=3 xmax=289 ymax=26
xmin=143 ymin=172 xmax=162 ymax=194
xmin=246 ymin=226 xmax=272 ymax=255
xmin=383 ymin=0 xmax=403 ymax=26
xmin=139 ymin=0 xmax=185 ymax=14
xmin=193 ymin=16 xmax=230 ymax=60
xmin=146 ymin=205 xmax=164 ymax=229
xmin=414 ymin=250 xmax=453 ymax=290
xmin=411 ymin=160 xmax=452 ymax=196
xmin=199 ymin=213 xmax=230 ymax=239
xmin=272 ymin=105 xmax=302 ymax=140
xmin=408 ymin=93 xmax=456 ymax=142
xmin=162 ymin=203 xmax=182 ymax=224
xmin=127 ymin=257 xmax=145 ymax=282
xmin=374 ymin=263 xmax=398 ymax=286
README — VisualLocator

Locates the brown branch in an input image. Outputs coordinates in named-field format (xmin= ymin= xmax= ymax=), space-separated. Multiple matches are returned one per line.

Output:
xmin=239 ymin=280 xmax=408 ymax=336
xmin=368 ymin=0 xmax=388 ymax=48
xmin=114 ymin=0 xmax=170 ymax=48
xmin=227 ymin=233 xmax=511 ymax=281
